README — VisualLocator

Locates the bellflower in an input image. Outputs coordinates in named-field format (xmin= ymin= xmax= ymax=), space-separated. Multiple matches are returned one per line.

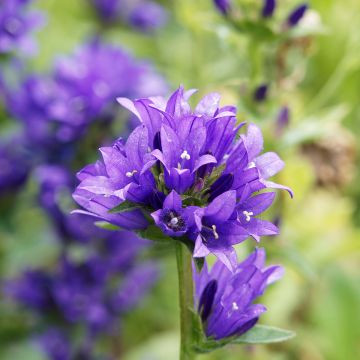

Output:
xmin=275 ymin=106 xmax=290 ymax=136
xmin=261 ymin=0 xmax=276 ymax=18
xmin=74 ymin=87 xmax=292 ymax=270
xmin=35 ymin=165 xmax=107 ymax=243
xmin=0 ymin=0 xmax=44 ymax=55
xmin=213 ymin=0 xmax=231 ymax=16
xmin=6 ymin=231 xmax=159 ymax=358
xmin=89 ymin=0 xmax=167 ymax=32
xmin=0 ymin=133 xmax=31 ymax=194
xmin=253 ymin=84 xmax=269 ymax=102
xmin=194 ymin=248 xmax=283 ymax=340
xmin=2 ymin=39 xmax=167 ymax=151
xmin=287 ymin=3 xmax=308 ymax=27
xmin=129 ymin=1 xmax=168 ymax=32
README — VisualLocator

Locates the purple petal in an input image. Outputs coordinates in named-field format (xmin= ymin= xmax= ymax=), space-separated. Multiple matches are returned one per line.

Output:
xmin=163 ymin=190 xmax=182 ymax=210
xmin=205 ymin=190 xmax=236 ymax=223
xmin=255 ymin=152 xmax=284 ymax=179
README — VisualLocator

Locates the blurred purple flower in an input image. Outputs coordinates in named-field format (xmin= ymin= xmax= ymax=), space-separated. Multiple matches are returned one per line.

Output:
xmin=261 ymin=0 xmax=276 ymax=18
xmin=275 ymin=106 xmax=290 ymax=136
xmin=1 ymin=39 xmax=167 ymax=152
xmin=89 ymin=0 xmax=121 ymax=22
xmin=89 ymin=0 xmax=167 ymax=32
xmin=6 ymin=232 xmax=159 ymax=355
xmin=0 ymin=0 xmax=45 ymax=55
xmin=213 ymin=0 xmax=231 ymax=16
xmin=74 ymin=87 xmax=292 ymax=270
xmin=287 ymin=3 xmax=308 ymax=27
xmin=111 ymin=261 xmax=159 ymax=312
xmin=0 ymin=133 xmax=31 ymax=193
xmin=253 ymin=84 xmax=269 ymax=102
xmin=194 ymin=248 xmax=283 ymax=340
xmin=39 ymin=329 xmax=71 ymax=360
xmin=5 ymin=269 xmax=53 ymax=311
xmin=129 ymin=1 xmax=168 ymax=32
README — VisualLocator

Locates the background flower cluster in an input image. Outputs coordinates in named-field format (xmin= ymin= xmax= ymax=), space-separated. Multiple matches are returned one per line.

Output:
xmin=0 ymin=0 xmax=360 ymax=359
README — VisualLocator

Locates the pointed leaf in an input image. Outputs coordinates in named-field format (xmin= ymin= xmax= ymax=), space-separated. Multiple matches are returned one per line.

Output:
xmin=108 ymin=200 xmax=142 ymax=213
xmin=232 ymin=325 xmax=295 ymax=344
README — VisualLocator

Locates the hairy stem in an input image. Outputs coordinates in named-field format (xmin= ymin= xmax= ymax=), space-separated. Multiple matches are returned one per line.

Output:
xmin=175 ymin=241 xmax=196 ymax=360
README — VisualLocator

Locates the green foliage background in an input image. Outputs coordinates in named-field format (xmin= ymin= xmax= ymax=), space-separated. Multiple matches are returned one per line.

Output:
xmin=1 ymin=0 xmax=360 ymax=359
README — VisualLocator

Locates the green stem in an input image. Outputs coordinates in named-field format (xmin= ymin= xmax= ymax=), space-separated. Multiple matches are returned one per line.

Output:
xmin=175 ymin=241 xmax=196 ymax=360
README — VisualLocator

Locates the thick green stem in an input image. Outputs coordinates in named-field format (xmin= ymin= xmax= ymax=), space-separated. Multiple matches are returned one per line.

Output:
xmin=175 ymin=241 xmax=196 ymax=360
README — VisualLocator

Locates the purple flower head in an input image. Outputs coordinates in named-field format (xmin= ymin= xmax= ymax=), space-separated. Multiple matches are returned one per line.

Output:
xmin=213 ymin=0 xmax=231 ymax=16
xmin=2 ymin=39 xmax=167 ymax=152
xmin=54 ymin=39 xmax=167 ymax=124
xmin=253 ymin=84 xmax=269 ymax=102
xmin=3 ymin=74 xmax=84 ymax=148
xmin=275 ymin=106 xmax=290 ymax=136
xmin=194 ymin=248 xmax=283 ymax=340
xmin=0 ymin=133 xmax=31 ymax=193
xmin=89 ymin=0 xmax=167 ymax=32
xmin=0 ymin=0 xmax=45 ymax=56
xmin=74 ymin=87 xmax=291 ymax=270
xmin=261 ymin=0 xmax=276 ymax=18
xmin=39 ymin=329 xmax=71 ymax=360
xmin=111 ymin=261 xmax=159 ymax=312
xmin=35 ymin=165 xmax=109 ymax=243
xmin=129 ymin=1 xmax=168 ymax=32
xmin=287 ymin=3 xmax=308 ymax=27
xmin=90 ymin=0 xmax=121 ymax=22
xmin=4 ymin=269 xmax=53 ymax=311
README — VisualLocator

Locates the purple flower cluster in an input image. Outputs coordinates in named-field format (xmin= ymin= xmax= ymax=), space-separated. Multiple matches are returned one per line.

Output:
xmin=0 ymin=0 xmax=44 ymax=55
xmin=0 ymin=133 xmax=30 ymax=194
xmin=6 ymin=230 xmax=158 ymax=359
xmin=213 ymin=0 xmax=308 ymax=27
xmin=89 ymin=0 xmax=168 ymax=32
xmin=74 ymin=86 xmax=292 ymax=270
xmin=194 ymin=248 xmax=283 ymax=339
xmin=1 ymin=39 xmax=167 ymax=156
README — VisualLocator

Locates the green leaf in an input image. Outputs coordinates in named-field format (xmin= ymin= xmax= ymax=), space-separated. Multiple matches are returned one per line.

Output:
xmin=232 ymin=325 xmax=296 ymax=344
xmin=94 ymin=221 xmax=122 ymax=231
xmin=194 ymin=325 xmax=295 ymax=353
xmin=108 ymin=200 xmax=142 ymax=213
xmin=137 ymin=225 xmax=172 ymax=242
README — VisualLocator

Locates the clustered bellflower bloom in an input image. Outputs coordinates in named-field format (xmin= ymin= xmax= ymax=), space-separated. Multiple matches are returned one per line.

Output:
xmin=0 ymin=0 xmax=44 ymax=55
xmin=89 ymin=0 xmax=167 ymax=32
xmin=194 ymin=248 xmax=283 ymax=340
xmin=74 ymin=87 xmax=292 ymax=270
xmin=6 ymin=231 xmax=158 ymax=359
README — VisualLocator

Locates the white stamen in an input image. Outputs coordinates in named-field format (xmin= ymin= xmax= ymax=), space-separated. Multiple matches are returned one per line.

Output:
xmin=212 ymin=225 xmax=219 ymax=239
xmin=243 ymin=210 xmax=254 ymax=222
xmin=223 ymin=154 xmax=230 ymax=160
xmin=125 ymin=170 xmax=138 ymax=178
xmin=180 ymin=150 xmax=191 ymax=160
xmin=248 ymin=161 xmax=256 ymax=169
xmin=232 ymin=302 xmax=239 ymax=311
xmin=170 ymin=217 xmax=179 ymax=226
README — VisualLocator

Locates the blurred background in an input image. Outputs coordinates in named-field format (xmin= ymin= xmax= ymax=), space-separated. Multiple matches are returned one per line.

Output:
xmin=0 ymin=0 xmax=359 ymax=359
